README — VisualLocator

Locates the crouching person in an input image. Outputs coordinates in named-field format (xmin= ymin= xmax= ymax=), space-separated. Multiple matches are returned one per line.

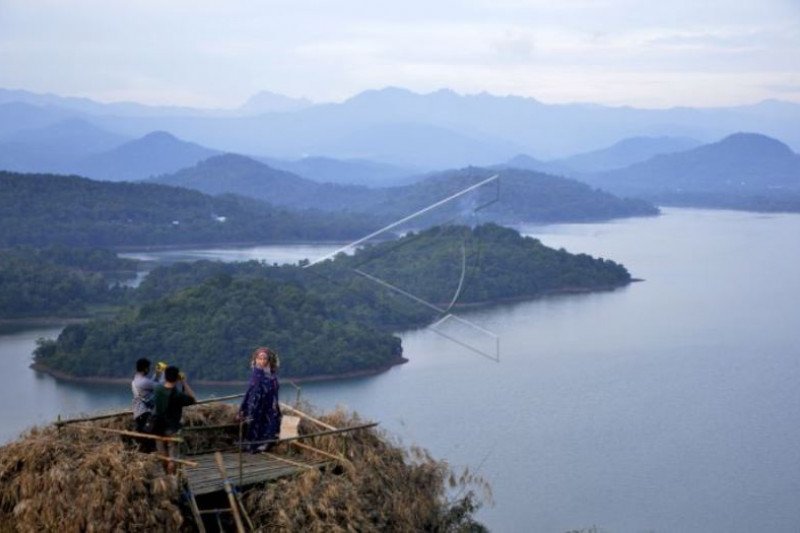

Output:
xmin=153 ymin=365 xmax=196 ymax=474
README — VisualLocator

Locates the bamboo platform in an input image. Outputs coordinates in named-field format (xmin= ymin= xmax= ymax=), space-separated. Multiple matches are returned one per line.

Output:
xmin=185 ymin=451 xmax=329 ymax=495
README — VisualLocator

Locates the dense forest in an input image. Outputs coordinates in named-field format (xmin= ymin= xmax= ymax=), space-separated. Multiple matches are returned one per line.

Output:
xmin=0 ymin=171 xmax=378 ymax=247
xmin=34 ymin=276 xmax=402 ymax=380
xmin=0 ymin=246 xmax=136 ymax=318
xmin=34 ymin=224 xmax=632 ymax=380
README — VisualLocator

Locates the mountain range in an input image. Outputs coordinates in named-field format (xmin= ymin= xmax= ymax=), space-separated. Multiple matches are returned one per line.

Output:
xmin=2 ymin=86 xmax=800 ymax=170
xmin=2 ymin=86 xmax=799 ymax=214
xmin=586 ymin=133 xmax=800 ymax=197
xmin=502 ymin=136 xmax=704 ymax=176
xmin=152 ymin=154 xmax=658 ymax=223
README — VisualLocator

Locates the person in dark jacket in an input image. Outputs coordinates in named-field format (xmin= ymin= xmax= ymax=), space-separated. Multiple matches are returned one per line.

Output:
xmin=238 ymin=347 xmax=281 ymax=452
xmin=153 ymin=365 xmax=196 ymax=473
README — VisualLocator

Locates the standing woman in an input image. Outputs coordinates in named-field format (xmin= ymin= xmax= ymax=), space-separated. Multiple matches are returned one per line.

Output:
xmin=266 ymin=349 xmax=282 ymax=441
xmin=238 ymin=347 xmax=275 ymax=452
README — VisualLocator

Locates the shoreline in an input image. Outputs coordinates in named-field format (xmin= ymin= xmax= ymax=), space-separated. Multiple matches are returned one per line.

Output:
xmin=110 ymin=239 xmax=358 ymax=253
xmin=0 ymin=317 xmax=90 ymax=326
xmin=30 ymin=356 xmax=409 ymax=386
xmin=24 ymin=280 xmax=635 ymax=385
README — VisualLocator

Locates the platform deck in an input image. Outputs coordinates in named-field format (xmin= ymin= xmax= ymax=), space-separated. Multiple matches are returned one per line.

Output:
xmin=184 ymin=451 xmax=328 ymax=495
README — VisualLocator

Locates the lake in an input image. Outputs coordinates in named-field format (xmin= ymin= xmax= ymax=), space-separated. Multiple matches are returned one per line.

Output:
xmin=1 ymin=208 xmax=798 ymax=532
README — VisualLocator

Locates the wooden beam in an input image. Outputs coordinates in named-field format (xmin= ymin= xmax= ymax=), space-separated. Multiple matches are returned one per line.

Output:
xmin=279 ymin=403 xmax=337 ymax=431
xmin=263 ymin=452 xmax=315 ymax=471
xmin=183 ymin=423 xmax=239 ymax=432
xmin=185 ymin=488 xmax=207 ymax=533
xmin=291 ymin=441 xmax=352 ymax=467
xmin=152 ymin=454 xmax=198 ymax=467
xmin=54 ymin=393 xmax=246 ymax=427
xmin=238 ymin=421 xmax=378 ymax=447
xmin=74 ymin=425 xmax=183 ymax=443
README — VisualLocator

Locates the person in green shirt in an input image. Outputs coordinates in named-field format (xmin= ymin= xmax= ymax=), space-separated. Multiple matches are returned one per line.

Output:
xmin=153 ymin=365 xmax=196 ymax=474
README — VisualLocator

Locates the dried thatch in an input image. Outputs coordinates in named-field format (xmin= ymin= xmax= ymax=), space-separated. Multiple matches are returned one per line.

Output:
xmin=0 ymin=403 xmax=490 ymax=532
xmin=243 ymin=406 xmax=492 ymax=532
xmin=0 ymin=425 xmax=183 ymax=532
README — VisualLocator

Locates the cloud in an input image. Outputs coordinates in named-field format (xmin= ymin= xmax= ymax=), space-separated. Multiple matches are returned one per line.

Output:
xmin=762 ymin=83 xmax=800 ymax=94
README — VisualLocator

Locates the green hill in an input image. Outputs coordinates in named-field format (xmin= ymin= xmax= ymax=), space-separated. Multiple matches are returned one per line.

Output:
xmin=34 ymin=276 xmax=402 ymax=380
xmin=593 ymin=133 xmax=800 ymax=195
xmin=34 ymin=224 xmax=632 ymax=381
xmin=0 ymin=171 xmax=377 ymax=247
xmin=0 ymin=246 xmax=136 ymax=318
xmin=155 ymin=156 xmax=659 ymax=223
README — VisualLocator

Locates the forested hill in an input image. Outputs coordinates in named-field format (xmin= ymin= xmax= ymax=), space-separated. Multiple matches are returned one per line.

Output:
xmin=154 ymin=155 xmax=659 ymax=223
xmin=0 ymin=171 xmax=377 ymax=247
xmin=0 ymin=246 xmax=136 ymax=318
xmin=152 ymin=154 xmax=377 ymax=210
xmin=591 ymin=133 xmax=800 ymax=196
xmin=34 ymin=224 xmax=632 ymax=381
xmin=377 ymin=167 xmax=658 ymax=223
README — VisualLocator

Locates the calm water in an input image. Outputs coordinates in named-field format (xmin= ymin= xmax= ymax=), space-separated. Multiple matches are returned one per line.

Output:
xmin=118 ymin=242 xmax=345 ymax=266
xmin=1 ymin=208 xmax=798 ymax=532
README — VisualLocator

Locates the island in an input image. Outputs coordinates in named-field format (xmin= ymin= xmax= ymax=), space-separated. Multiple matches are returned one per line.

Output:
xmin=33 ymin=224 xmax=633 ymax=382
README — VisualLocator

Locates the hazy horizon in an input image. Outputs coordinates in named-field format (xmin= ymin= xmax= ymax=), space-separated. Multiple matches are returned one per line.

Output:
xmin=4 ymin=84 xmax=800 ymax=113
xmin=1 ymin=0 xmax=798 ymax=109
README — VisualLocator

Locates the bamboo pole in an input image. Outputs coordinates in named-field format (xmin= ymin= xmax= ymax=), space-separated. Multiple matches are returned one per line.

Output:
xmin=152 ymin=454 xmax=198 ymax=467
xmin=234 ymin=491 xmax=256 ymax=532
xmin=195 ymin=393 xmax=244 ymax=405
xmin=237 ymin=421 xmax=378 ymax=447
xmin=74 ymin=425 xmax=183 ymax=443
xmin=214 ymin=452 xmax=246 ymax=533
xmin=263 ymin=452 xmax=315 ymax=471
xmin=279 ymin=403 xmax=337 ymax=431
xmin=238 ymin=421 xmax=244 ymax=487
xmin=291 ymin=441 xmax=352 ymax=467
xmin=186 ymin=490 xmax=207 ymax=533
xmin=54 ymin=393 xmax=246 ymax=427
xmin=183 ymin=423 xmax=240 ymax=432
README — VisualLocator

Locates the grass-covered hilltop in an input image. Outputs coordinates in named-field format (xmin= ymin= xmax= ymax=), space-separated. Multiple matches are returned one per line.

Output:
xmin=34 ymin=224 xmax=632 ymax=382
xmin=0 ymin=403 xmax=491 ymax=531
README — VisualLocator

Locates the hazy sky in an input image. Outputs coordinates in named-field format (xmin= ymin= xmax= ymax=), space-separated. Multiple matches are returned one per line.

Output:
xmin=1 ymin=0 xmax=799 ymax=108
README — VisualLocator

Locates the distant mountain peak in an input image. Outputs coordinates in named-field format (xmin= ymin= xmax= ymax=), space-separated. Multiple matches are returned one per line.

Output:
xmin=428 ymin=88 xmax=459 ymax=98
xmin=140 ymin=130 xmax=179 ymax=142
xmin=507 ymin=153 xmax=544 ymax=165
xmin=72 ymin=130 xmax=219 ymax=182
xmin=717 ymin=132 xmax=793 ymax=153
xmin=240 ymin=90 xmax=313 ymax=113
xmin=199 ymin=153 xmax=265 ymax=168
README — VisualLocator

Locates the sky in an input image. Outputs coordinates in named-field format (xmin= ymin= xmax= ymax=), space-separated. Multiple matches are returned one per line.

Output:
xmin=1 ymin=0 xmax=799 ymax=109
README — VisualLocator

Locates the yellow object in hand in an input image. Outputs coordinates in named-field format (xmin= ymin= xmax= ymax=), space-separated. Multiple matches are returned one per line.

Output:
xmin=156 ymin=361 xmax=168 ymax=373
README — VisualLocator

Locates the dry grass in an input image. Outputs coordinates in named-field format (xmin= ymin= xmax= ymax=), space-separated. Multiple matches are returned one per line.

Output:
xmin=0 ymin=424 xmax=183 ymax=532
xmin=0 ymin=403 xmax=490 ymax=532
xmin=241 ymin=405 xmax=491 ymax=532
